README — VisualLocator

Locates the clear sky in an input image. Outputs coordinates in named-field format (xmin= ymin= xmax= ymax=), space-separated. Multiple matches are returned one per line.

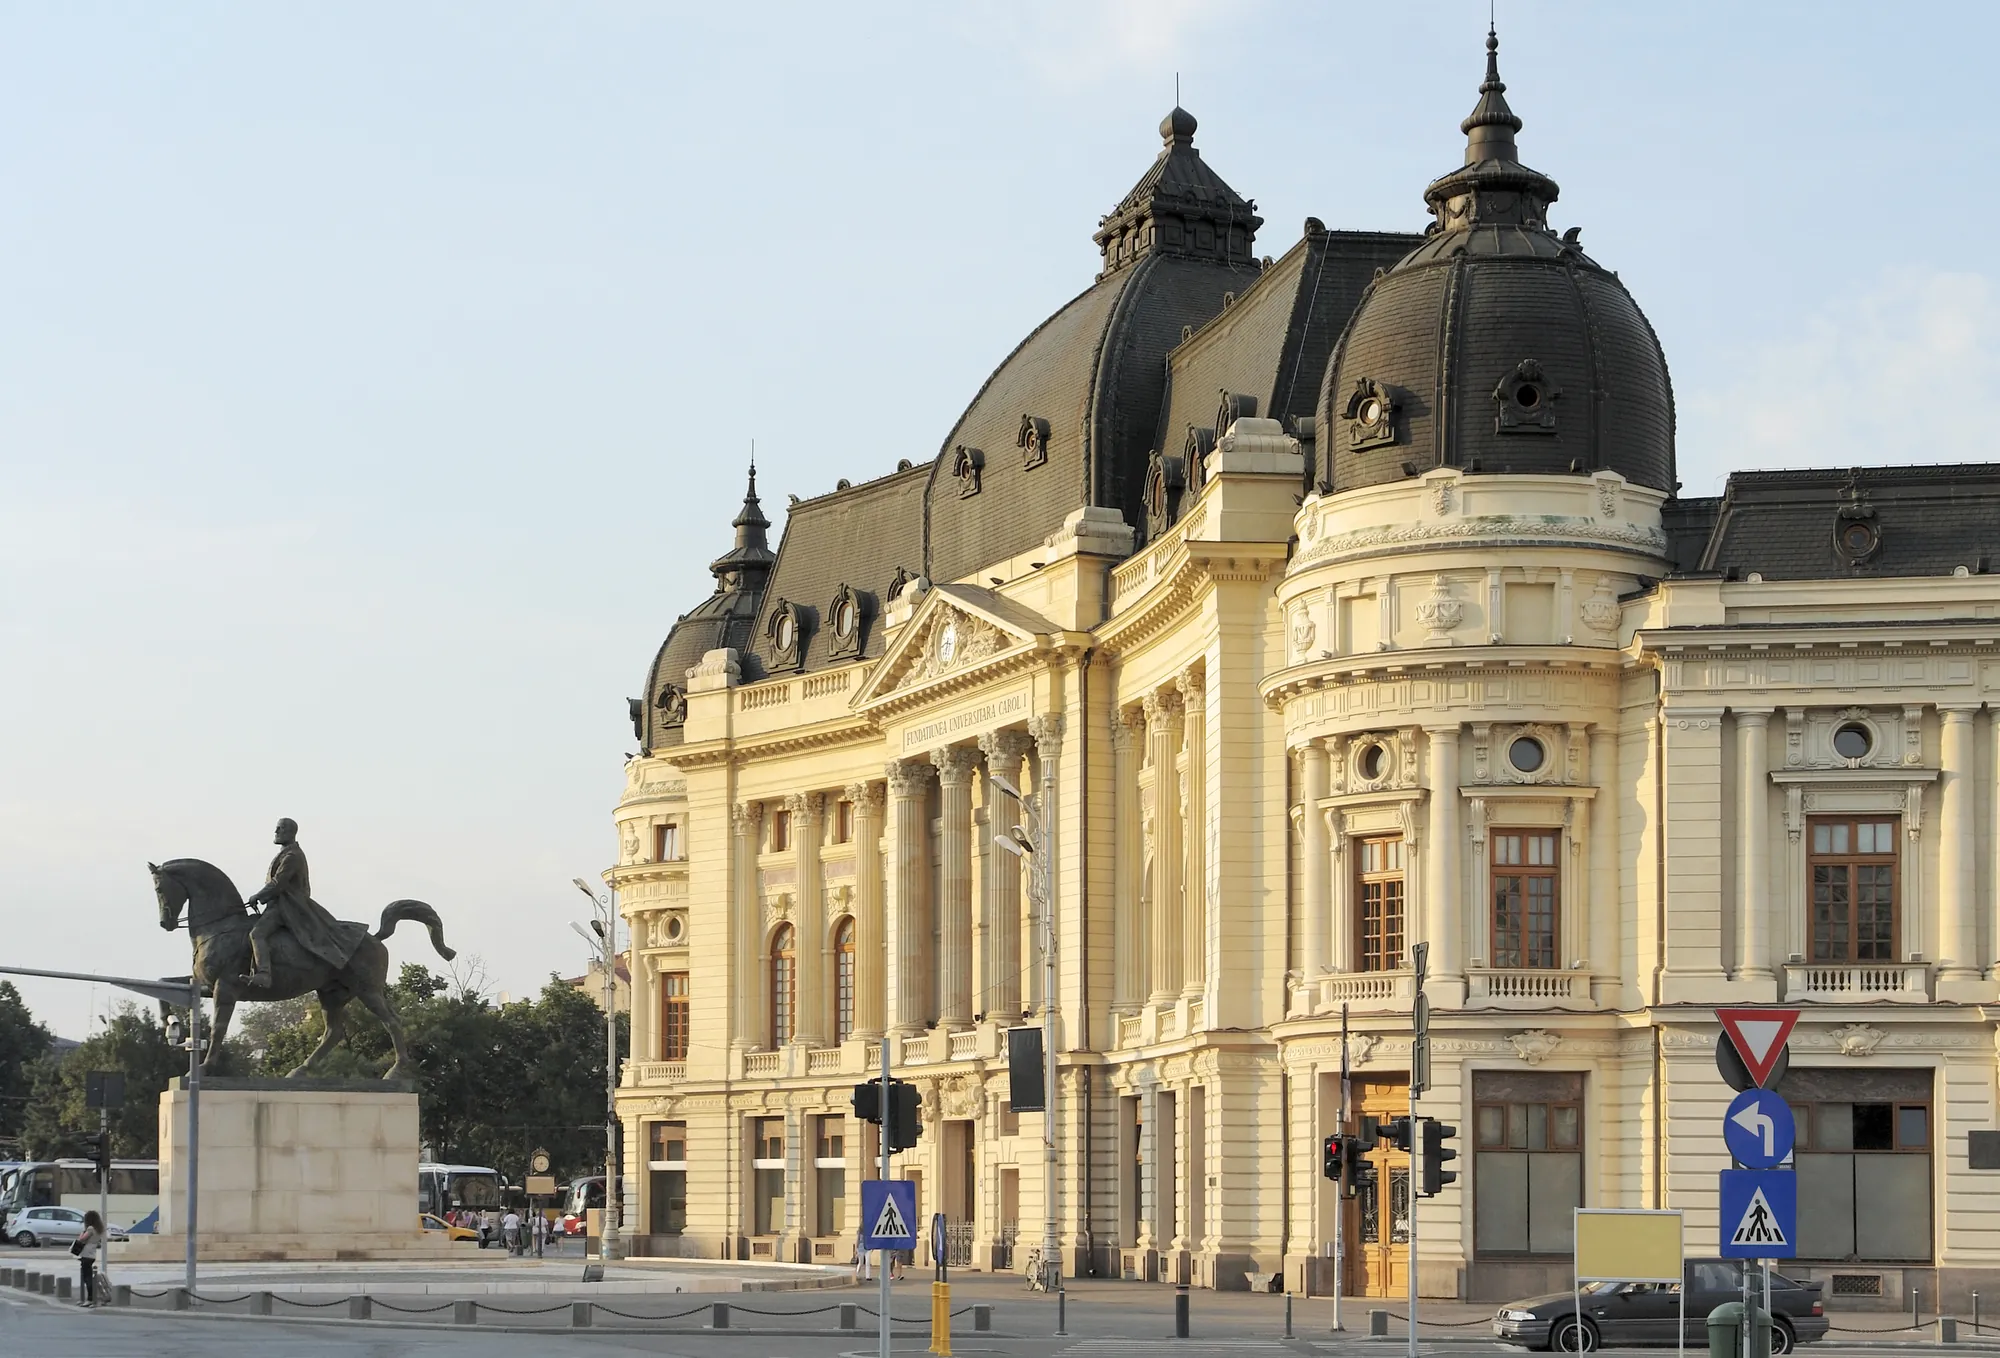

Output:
xmin=5 ymin=2 xmax=1998 ymax=1038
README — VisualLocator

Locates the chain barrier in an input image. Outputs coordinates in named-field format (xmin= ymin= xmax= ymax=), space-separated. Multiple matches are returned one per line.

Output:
xmin=1370 ymin=1309 xmax=1504 ymax=1327
xmin=370 ymin=1298 xmax=457 ymax=1314
xmin=1828 ymin=1319 xmax=1929 ymax=1333
xmin=272 ymin=1295 xmax=354 ymax=1308
xmin=716 ymin=1302 xmax=844 ymax=1317
xmin=589 ymin=1302 xmax=716 ymax=1322
xmin=187 ymin=1292 xmax=256 ymax=1305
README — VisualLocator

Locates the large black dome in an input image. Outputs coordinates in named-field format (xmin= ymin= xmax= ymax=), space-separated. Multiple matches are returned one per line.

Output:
xmin=1318 ymin=30 xmax=1674 ymax=495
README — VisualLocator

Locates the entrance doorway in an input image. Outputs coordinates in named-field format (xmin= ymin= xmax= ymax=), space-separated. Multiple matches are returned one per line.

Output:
xmin=1344 ymin=1077 xmax=1409 ymax=1297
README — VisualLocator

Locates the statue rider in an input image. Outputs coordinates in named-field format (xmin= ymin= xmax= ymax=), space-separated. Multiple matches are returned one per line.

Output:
xmin=242 ymin=818 xmax=357 ymax=986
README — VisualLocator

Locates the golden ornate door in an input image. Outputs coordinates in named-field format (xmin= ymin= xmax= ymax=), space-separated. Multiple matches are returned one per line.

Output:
xmin=1344 ymin=1079 xmax=1409 ymax=1297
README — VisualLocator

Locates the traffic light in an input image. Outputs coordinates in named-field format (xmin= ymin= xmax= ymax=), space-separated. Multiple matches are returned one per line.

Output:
xmin=1419 ymin=1119 xmax=1459 ymax=1198
xmin=1322 ymin=1134 xmax=1342 ymax=1182
xmin=852 ymin=1081 xmax=882 ymax=1124
xmin=888 ymin=1080 xmax=921 ymax=1152
xmin=71 ymin=1129 xmax=111 ymax=1175
xmin=1342 ymin=1134 xmax=1376 ymax=1199
xmin=1382 ymin=1115 xmax=1413 ymax=1153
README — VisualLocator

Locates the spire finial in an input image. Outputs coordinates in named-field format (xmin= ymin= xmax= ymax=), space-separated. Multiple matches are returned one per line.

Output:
xmin=1460 ymin=21 xmax=1523 ymax=164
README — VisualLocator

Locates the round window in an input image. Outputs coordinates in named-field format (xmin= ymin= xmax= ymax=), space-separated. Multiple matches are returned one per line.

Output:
xmin=1515 ymin=383 xmax=1541 ymax=409
xmin=1356 ymin=742 xmax=1386 ymax=782
xmin=1833 ymin=723 xmax=1872 ymax=761
xmin=1841 ymin=522 xmax=1875 ymax=553
xmin=775 ymin=613 xmax=797 ymax=652
xmin=834 ymin=598 xmax=858 ymax=638
xmin=665 ymin=914 xmax=684 ymax=942
xmin=1509 ymin=736 xmax=1546 ymax=773
xmin=1360 ymin=397 xmax=1383 ymax=425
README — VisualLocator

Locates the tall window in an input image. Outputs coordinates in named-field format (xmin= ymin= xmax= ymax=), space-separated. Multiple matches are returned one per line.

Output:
xmin=1356 ymin=836 xmax=1406 ymax=972
xmin=814 ymin=1114 xmax=847 ymax=1235
xmin=1809 ymin=817 xmax=1898 ymax=962
xmin=1790 ymin=1066 xmax=1932 ymax=1261
xmin=655 ymin=822 xmax=681 ymax=862
xmin=661 ymin=971 xmax=689 ymax=1061
xmin=769 ymin=924 xmax=796 ymax=1046
xmin=1473 ymin=1070 xmax=1583 ymax=1257
xmin=771 ymin=810 xmax=792 ymax=852
xmin=752 ymin=1117 xmax=785 ymax=1236
xmin=1491 ymin=831 xmax=1559 ymax=969
xmin=833 ymin=799 xmax=854 ymax=844
xmin=648 ymin=1121 xmax=686 ymax=1236
xmin=833 ymin=918 xmax=856 ymax=1042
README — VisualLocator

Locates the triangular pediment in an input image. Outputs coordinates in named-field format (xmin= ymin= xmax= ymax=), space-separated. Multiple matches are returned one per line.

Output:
xmin=853 ymin=585 xmax=1053 ymax=707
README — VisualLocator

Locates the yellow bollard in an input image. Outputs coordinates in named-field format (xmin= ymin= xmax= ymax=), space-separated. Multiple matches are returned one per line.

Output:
xmin=929 ymin=1279 xmax=952 ymax=1355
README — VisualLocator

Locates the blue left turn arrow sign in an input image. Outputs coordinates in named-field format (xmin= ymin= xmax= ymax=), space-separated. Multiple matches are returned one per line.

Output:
xmin=1723 ymin=1087 xmax=1795 ymax=1170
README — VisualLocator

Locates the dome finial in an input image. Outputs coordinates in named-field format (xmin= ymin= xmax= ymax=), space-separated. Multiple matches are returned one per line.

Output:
xmin=1461 ymin=22 xmax=1523 ymax=165
xmin=1161 ymin=105 xmax=1197 ymax=146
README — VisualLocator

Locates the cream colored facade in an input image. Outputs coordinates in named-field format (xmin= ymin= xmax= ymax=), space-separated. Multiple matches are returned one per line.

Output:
xmin=605 ymin=416 xmax=2000 ymax=1300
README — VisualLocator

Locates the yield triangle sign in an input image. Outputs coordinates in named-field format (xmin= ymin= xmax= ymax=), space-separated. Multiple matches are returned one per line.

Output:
xmin=870 ymin=1192 xmax=909 ymax=1242
xmin=1715 ymin=1007 xmax=1800 ymax=1087
xmin=1729 ymin=1184 xmax=1789 ymax=1249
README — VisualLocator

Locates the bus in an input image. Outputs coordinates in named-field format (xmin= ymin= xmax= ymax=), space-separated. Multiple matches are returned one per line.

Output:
xmin=416 ymin=1163 xmax=506 ymax=1219
xmin=0 ymin=1160 xmax=160 ymax=1230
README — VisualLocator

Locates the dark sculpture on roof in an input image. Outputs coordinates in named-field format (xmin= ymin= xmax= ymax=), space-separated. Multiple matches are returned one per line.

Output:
xmin=152 ymin=819 xmax=455 ymax=1079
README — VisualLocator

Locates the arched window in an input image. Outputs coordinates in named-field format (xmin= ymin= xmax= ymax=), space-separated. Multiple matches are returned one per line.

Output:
xmin=833 ymin=918 xmax=856 ymax=1043
xmin=769 ymin=923 xmax=796 ymax=1046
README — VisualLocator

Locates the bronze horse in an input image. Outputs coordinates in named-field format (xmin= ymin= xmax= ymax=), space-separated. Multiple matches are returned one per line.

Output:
xmin=151 ymin=857 xmax=455 ymax=1080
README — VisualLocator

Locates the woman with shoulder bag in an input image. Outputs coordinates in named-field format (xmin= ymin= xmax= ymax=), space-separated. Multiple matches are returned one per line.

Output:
xmin=73 ymin=1212 xmax=105 ymax=1307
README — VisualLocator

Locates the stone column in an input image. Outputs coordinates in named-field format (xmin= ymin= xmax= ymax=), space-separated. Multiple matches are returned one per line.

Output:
xmin=731 ymin=802 xmax=762 ymax=1049
xmin=1146 ymin=689 xmax=1185 ymax=1004
xmin=1939 ymin=707 xmax=1979 ymax=984
xmin=1587 ymin=727 xmax=1620 ymax=998
xmin=847 ymin=781 xmax=886 ymax=1040
xmin=1112 ymin=708 xmax=1146 ymax=1011
xmin=933 ymin=745 xmax=979 ymax=1030
xmin=1424 ymin=725 xmax=1463 ymax=992
xmin=789 ymin=792 xmax=825 ymax=1047
xmin=1180 ymin=665 xmax=1208 ymax=997
xmin=1299 ymin=739 xmax=1331 ymax=979
xmin=980 ymin=728 xmax=1034 ymax=1020
xmin=886 ymin=759 xmax=934 ymax=1035
xmin=1735 ymin=712 xmax=1774 ymax=986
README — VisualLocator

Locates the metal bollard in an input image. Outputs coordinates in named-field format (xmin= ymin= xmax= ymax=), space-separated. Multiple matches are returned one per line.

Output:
xmin=1057 ymin=1285 xmax=1068 ymax=1336
xmin=711 ymin=1301 xmax=730 ymax=1329
xmin=1976 ymin=1291 xmax=1982 ymax=1333
xmin=249 ymin=1291 xmax=270 ymax=1315
xmin=1175 ymin=1283 xmax=1190 ymax=1338
xmin=1285 ymin=1292 xmax=1294 ymax=1340
xmin=168 ymin=1287 xmax=189 ymax=1311
xmin=571 ymin=1300 xmax=593 ymax=1328
xmin=57 ymin=1277 xmax=72 ymax=1301
xmin=113 ymin=1283 xmax=131 ymax=1308
xmin=839 ymin=1302 xmax=857 ymax=1330
xmin=348 ymin=1296 xmax=371 ymax=1321
xmin=453 ymin=1299 xmax=476 ymax=1325
xmin=973 ymin=1303 xmax=991 ymax=1332
xmin=1939 ymin=1317 xmax=1959 ymax=1345
xmin=1370 ymin=1308 xmax=1390 ymax=1337
xmin=39 ymin=1273 xmax=54 ymax=1296
xmin=1914 ymin=1287 xmax=1923 ymax=1329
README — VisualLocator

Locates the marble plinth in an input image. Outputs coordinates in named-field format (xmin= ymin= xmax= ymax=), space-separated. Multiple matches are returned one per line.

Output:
xmin=123 ymin=1077 xmax=450 ymax=1261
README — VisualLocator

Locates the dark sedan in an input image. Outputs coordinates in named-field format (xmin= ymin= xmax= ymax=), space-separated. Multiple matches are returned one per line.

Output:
xmin=1494 ymin=1258 xmax=1827 ymax=1352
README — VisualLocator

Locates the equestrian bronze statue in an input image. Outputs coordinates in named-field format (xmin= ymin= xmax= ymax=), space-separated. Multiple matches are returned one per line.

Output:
xmin=150 ymin=818 xmax=455 ymax=1080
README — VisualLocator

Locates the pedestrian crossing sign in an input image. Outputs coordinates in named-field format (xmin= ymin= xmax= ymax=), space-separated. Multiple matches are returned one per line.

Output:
xmin=1718 ymin=1168 xmax=1796 ymax=1259
xmin=861 ymin=1179 xmax=919 ymax=1250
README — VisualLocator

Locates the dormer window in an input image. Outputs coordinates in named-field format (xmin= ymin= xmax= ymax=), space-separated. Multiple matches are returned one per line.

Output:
xmin=1214 ymin=391 xmax=1257 ymax=435
xmin=1343 ymin=378 xmax=1401 ymax=452
xmin=826 ymin=583 xmax=870 ymax=661
xmin=1018 ymin=416 xmax=1050 ymax=471
xmin=1494 ymin=360 xmax=1560 ymax=435
xmin=765 ymin=600 xmax=810 ymax=672
xmin=1833 ymin=478 xmax=1882 ymax=566
xmin=953 ymin=446 xmax=984 ymax=498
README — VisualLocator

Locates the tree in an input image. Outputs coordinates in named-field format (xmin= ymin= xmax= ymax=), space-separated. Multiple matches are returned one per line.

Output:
xmin=0 ymin=982 xmax=54 ymax=1149
xmin=22 ymin=1003 xmax=239 ymax=1158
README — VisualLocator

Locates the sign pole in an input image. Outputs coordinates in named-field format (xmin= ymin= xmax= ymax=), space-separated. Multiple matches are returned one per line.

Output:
xmin=1407 ymin=942 xmax=1427 ymax=1358
xmin=1333 ymin=1002 xmax=1348 ymax=1333
xmin=97 ymin=1104 xmax=111 ymax=1296
xmin=880 ymin=988 xmax=893 ymax=1358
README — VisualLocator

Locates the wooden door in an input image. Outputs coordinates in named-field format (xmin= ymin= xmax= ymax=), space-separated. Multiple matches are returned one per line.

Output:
xmin=1343 ymin=1079 xmax=1409 ymax=1297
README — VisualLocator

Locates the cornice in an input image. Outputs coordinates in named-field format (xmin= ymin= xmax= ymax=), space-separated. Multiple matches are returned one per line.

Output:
xmin=1641 ymin=620 xmax=2000 ymax=653
xmin=857 ymin=639 xmax=1087 ymax=723
xmin=1290 ymin=512 xmax=1667 ymax=573
xmin=1100 ymin=539 xmax=1289 ymax=653
xmin=1262 ymin=646 xmax=1629 ymax=707
xmin=669 ymin=715 xmax=880 ymax=768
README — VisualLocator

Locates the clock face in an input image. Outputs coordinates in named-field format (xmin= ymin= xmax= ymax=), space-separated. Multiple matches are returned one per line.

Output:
xmin=937 ymin=619 xmax=958 ymax=664
xmin=530 ymin=1150 xmax=550 ymax=1174
xmin=776 ymin=614 xmax=796 ymax=652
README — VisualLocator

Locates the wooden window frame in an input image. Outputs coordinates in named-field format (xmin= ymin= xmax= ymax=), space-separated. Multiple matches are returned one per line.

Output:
xmin=769 ymin=924 xmax=796 ymax=1046
xmin=655 ymin=822 xmax=682 ymax=862
xmin=1490 ymin=830 xmax=1560 ymax=970
xmin=770 ymin=810 xmax=792 ymax=853
xmin=661 ymin=971 xmax=690 ymax=1061
xmin=833 ymin=800 xmax=854 ymax=844
xmin=1807 ymin=815 xmax=1899 ymax=963
xmin=833 ymin=917 xmax=856 ymax=1043
xmin=1354 ymin=835 xmax=1406 ymax=973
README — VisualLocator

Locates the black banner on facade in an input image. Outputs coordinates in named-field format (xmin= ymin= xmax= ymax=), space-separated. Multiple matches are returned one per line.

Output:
xmin=1007 ymin=1027 xmax=1045 ymax=1111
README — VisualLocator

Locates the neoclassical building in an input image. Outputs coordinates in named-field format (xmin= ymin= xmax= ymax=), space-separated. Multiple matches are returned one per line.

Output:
xmin=603 ymin=32 xmax=2000 ymax=1302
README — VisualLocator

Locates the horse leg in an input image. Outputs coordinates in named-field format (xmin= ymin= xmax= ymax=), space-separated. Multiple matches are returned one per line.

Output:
xmin=290 ymin=990 xmax=349 ymax=1077
xmin=357 ymin=982 xmax=414 ymax=1081
xmin=204 ymin=983 xmax=237 ymax=1075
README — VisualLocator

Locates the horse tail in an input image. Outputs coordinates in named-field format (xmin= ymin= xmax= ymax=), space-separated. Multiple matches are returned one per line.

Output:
xmin=375 ymin=900 xmax=457 ymax=961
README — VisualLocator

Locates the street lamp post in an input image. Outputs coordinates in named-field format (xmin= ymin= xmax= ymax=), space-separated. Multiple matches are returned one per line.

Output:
xmin=989 ymin=775 xmax=1060 ymax=1294
xmin=572 ymin=878 xmax=623 ymax=1262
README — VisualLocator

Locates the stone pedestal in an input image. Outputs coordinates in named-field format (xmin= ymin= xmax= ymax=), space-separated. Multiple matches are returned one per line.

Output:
xmin=121 ymin=1077 xmax=449 ymax=1261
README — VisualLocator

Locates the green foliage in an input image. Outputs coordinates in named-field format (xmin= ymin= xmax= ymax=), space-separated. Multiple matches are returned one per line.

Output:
xmin=22 ymin=1003 xmax=243 ymax=1158
xmin=247 ymin=967 xmax=627 ymax=1182
xmin=0 ymin=982 xmax=54 ymax=1148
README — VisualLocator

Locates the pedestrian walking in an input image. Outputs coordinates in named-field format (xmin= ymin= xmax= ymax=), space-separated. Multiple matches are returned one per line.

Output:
xmin=502 ymin=1207 xmax=522 ymax=1255
xmin=851 ymin=1231 xmax=871 ymax=1282
xmin=72 ymin=1211 xmax=105 ymax=1307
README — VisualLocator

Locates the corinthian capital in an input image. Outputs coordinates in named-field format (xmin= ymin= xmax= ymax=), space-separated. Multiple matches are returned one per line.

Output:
xmin=931 ymin=744 xmax=979 ymax=785
xmin=1177 ymin=663 xmax=1206 ymax=707
xmin=785 ymin=791 xmax=823 ymax=822
xmin=844 ymin=781 xmax=886 ymax=814
xmin=885 ymin=759 xmax=933 ymax=798
xmin=978 ymin=727 xmax=1034 ymax=773
xmin=1029 ymin=713 xmax=1066 ymax=762
xmin=731 ymin=801 xmax=763 ymax=835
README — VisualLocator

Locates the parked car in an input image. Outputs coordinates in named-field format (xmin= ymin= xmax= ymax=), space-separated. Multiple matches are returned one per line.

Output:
xmin=1493 ymin=1258 xmax=1827 ymax=1353
xmin=419 ymin=1213 xmax=478 ymax=1242
xmin=6 ymin=1206 xmax=129 ymax=1249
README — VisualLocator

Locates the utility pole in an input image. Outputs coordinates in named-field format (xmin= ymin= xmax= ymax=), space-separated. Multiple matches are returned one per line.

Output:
xmin=991 ymin=769 xmax=1058 ymax=1293
xmin=1408 ymin=942 xmax=1429 ymax=1358
xmin=573 ymin=879 xmax=623 ymax=1261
